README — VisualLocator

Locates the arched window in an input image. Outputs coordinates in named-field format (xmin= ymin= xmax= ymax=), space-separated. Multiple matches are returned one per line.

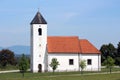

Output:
xmin=38 ymin=28 xmax=42 ymax=35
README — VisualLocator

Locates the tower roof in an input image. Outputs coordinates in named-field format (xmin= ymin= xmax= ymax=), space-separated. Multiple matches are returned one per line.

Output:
xmin=30 ymin=11 xmax=47 ymax=24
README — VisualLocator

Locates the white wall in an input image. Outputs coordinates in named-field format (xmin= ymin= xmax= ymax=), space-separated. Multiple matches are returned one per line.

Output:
xmin=80 ymin=54 xmax=101 ymax=71
xmin=31 ymin=24 xmax=47 ymax=73
xmin=48 ymin=53 xmax=101 ymax=72
xmin=48 ymin=53 xmax=79 ymax=72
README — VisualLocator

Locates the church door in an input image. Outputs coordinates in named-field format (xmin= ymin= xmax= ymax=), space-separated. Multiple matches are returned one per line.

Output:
xmin=38 ymin=64 xmax=42 ymax=72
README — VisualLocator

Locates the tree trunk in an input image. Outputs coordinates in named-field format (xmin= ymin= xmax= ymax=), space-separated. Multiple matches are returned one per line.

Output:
xmin=110 ymin=67 xmax=112 ymax=74
xmin=81 ymin=69 xmax=83 ymax=74
xmin=53 ymin=70 xmax=55 ymax=75
xmin=22 ymin=72 xmax=24 ymax=77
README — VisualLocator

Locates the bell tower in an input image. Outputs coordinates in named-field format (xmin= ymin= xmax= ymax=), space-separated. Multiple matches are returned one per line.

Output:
xmin=30 ymin=11 xmax=47 ymax=73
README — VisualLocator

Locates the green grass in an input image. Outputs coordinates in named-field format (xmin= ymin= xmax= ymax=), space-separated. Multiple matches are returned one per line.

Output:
xmin=101 ymin=67 xmax=120 ymax=73
xmin=0 ymin=72 xmax=120 ymax=80
xmin=0 ymin=67 xmax=120 ymax=80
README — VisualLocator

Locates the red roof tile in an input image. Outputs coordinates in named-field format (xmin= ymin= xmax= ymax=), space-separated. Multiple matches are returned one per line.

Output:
xmin=47 ymin=36 xmax=81 ymax=53
xmin=79 ymin=39 xmax=100 ymax=54
xmin=47 ymin=36 xmax=100 ymax=54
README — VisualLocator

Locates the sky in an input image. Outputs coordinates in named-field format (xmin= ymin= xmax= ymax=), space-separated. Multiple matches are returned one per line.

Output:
xmin=0 ymin=0 xmax=120 ymax=49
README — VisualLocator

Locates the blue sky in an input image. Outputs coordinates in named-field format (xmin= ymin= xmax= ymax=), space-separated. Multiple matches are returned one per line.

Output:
xmin=0 ymin=0 xmax=120 ymax=49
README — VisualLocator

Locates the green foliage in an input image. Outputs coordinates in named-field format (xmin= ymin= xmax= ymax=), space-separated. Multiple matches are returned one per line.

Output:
xmin=18 ymin=54 xmax=29 ymax=77
xmin=0 ymin=49 xmax=16 ymax=67
xmin=100 ymin=43 xmax=116 ymax=65
xmin=49 ymin=58 xmax=59 ymax=73
xmin=107 ymin=56 xmax=115 ymax=67
xmin=100 ymin=42 xmax=120 ymax=66
xmin=116 ymin=42 xmax=120 ymax=66
xmin=103 ymin=56 xmax=115 ymax=73
xmin=0 ymin=64 xmax=18 ymax=71
xmin=79 ymin=60 xmax=86 ymax=74
xmin=115 ymin=57 xmax=120 ymax=66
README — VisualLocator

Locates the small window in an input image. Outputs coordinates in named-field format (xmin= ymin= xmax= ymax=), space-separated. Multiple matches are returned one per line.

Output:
xmin=38 ymin=28 xmax=42 ymax=35
xmin=87 ymin=59 xmax=92 ymax=65
xmin=69 ymin=59 xmax=74 ymax=65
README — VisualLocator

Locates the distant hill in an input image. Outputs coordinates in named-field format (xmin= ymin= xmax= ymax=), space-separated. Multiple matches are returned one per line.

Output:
xmin=7 ymin=45 xmax=30 ymax=55
xmin=0 ymin=47 xmax=3 ymax=50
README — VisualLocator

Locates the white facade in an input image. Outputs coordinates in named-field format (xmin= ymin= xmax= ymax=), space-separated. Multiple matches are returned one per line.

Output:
xmin=48 ymin=53 xmax=101 ymax=72
xmin=80 ymin=54 xmax=101 ymax=71
xmin=31 ymin=24 xmax=47 ymax=73
xmin=48 ymin=53 xmax=79 ymax=72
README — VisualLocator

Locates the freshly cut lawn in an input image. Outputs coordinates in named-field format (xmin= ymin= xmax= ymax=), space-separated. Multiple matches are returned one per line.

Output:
xmin=0 ymin=72 xmax=120 ymax=80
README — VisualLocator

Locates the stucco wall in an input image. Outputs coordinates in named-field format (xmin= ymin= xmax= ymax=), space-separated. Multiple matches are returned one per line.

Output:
xmin=48 ymin=53 xmax=101 ymax=72
xmin=31 ymin=24 xmax=47 ymax=73
xmin=48 ymin=53 xmax=79 ymax=72
xmin=80 ymin=54 xmax=101 ymax=71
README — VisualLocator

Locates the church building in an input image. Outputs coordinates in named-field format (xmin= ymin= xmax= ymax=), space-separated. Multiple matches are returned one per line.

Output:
xmin=30 ymin=11 xmax=101 ymax=73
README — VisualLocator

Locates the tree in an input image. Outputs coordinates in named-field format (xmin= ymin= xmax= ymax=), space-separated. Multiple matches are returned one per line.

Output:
xmin=79 ymin=60 xmax=86 ymax=74
xmin=116 ymin=42 xmax=120 ymax=66
xmin=100 ymin=43 xmax=116 ymax=65
xmin=103 ymin=56 xmax=115 ymax=73
xmin=0 ymin=49 xmax=16 ymax=67
xmin=49 ymin=58 xmax=59 ymax=74
xmin=18 ymin=54 xmax=29 ymax=77
xmin=115 ymin=57 xmax=120 ymax=66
